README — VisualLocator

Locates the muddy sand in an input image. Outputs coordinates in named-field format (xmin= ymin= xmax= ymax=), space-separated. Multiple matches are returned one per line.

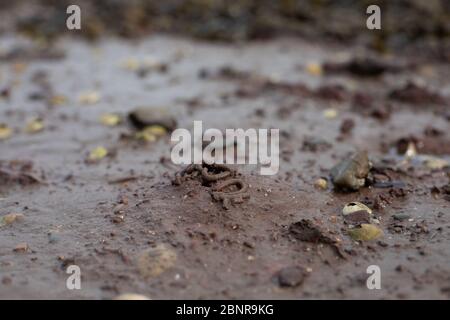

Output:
xmin=0 ymin=34 xmax=449 ymax=299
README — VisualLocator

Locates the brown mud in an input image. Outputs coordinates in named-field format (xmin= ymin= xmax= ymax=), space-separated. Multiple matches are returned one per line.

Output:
xmin=0 ymin=2 xmax=450 ymax=300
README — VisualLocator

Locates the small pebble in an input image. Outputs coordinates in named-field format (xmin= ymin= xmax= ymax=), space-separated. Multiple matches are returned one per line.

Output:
xmin=0 ymin=213 xmax=25 ymax=226
xmin=323 ymin=108 xmax=338 ymax=119
xmin=339 ymin=118 xmax=355 ymax=134
xmin=423 ymin=156 xmax=449 ymax=170
xmin=111 ymin=215 xmax=124 ymax=223
xmin=88 ymin=146 xmax=108 ymax=162
xmin=128 ymin=107 xmax=177 ymax=131
xmin=314 ymin=178 xmax=328 ymax=190
xmin=47 ymin=232 xmax=60 ymax=244
xmin=277 ymin=266 xmax=307 ymax=288
xmin=100 ymin=113 xmax=121 ymax=126
xmin=0 ymin=124 xmax=12 ymax=140
xmin=348 ymin=224 xmax=383 ymax=241
xmin=344 ymin=210 xmax=371 ymax=226
xmin=25 ymin=118 xmax=44 ymax=134
xmin=78 ymin=90 xmax=101 ymax=104
xmin=330 ymin=151 xmax=371 ymax=191
xmin=305 ymin=63 xmax=323 ymax=76
xmin=137 ymin=244 xmax=177 ymax=278
xmin=135 ymin=125 xmax=168 ymax=142
xmin=342 ymin=202 xmax=372 ymax=215
xmin=13 ymin=243 xmax=29 ymax=253
xmin=50 ymin=95 xmax=67 ymax=106
xmin=120 ymin=58 xmax=140 ymax=71
xmin=392 ymin=213 xmax=411 ymax=221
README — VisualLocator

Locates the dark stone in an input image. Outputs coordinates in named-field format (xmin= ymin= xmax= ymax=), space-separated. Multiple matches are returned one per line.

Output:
xmin=344 ymin=210 xmax=371 ymax=226
xmin=128 ymin=107 xmax=177 ymax=131
xmin=277 ymin=266 xmax=307 ymax=288
xmin=340 ymin=118 xmax=355 ymax=134
xmin=330 ymin=151 xmax=370 ymax=191
xmin=392 ymin=213 xmax=411 ymax=221
xmin=389 ymin=82 xmax=447 ymax=105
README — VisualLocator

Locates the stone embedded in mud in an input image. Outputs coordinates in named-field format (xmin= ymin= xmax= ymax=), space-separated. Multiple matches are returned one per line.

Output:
xmin=0 ymin=124 xmax=12 ymax=140
xmin=134 ymin=129 xmax=157 ymax=142
xmin=344 ymin=210 xmax=371 ymax=226
xmin=342 ymin=202 xmax=372 ymax=216
xmin=50 ymin=95 xmax=67 ymax=106
xmin=330 ymin=151 xmax=371 ymax=191
xmin=47 ymin=231 xmax=60 ymax=244
xmin=392 ymin=213 xmax=411 ymax=221
xmin=78 ymin=90 xmax=101 ymax=104
xmin=289 ymin=219 xmax=347 ymax=259
xmin=423 ymin=156 xmax=449 ymax=170
xmin=13 ymin=242 xmax=29 ymax=253
xmin=87 ymin=146 xmax=108 ymax=162
xmin=314 ymin=178 xmax=328 ymax=190
xmin=442 ymin=183 xmax=450 ymax=194
xmin=25 ymin=118 xmax=44 ymax=134
xmin=305 ymin=62 xmax=323 ymax=76
xmin=340 ymin=118 xmax=355 ymax=135
xmin=137 ymin=244 xmax=177 ymax=278
xmin=1 ymin=87 xmax=11 ymax=99
xmin=323 ymin=56 xmax=401 ymax=77
xmin=113 ymin=293 xmax=151 ymax=300
xmin=111 ymin=215 xmax=124 ymax=224
xmin=289 ymin=219 xmax=334 ymax=244
xmin=121 ymin=58 xmax=140 ymax=71
xmin=128 ymin=107 xmax=177 ymax=131
xmin=317 ymin=85 xmax=348 ymax=102
xmin=135 ymin=125 xmax=168 ymax=142
xmin=144 ymin=125 xmax=167 ymax=137
xmin=302 ymin=136 xmax=331 ymax=152
xmin=0 ymin=213 xmax=24 ymax=227
xmin=277 ymin=266 xmax=307 ymax=288
xmin=348 ymin=224 xmax=383 ymax=241
xmin=323 ymin=108 xmax=338 ymax=119
xmin=0 ymin=160 xmax=42 ymax=186
xmin=100 ymin=113 xmax=121 ymax=126
xmin=342 ymin=202 xmax=375 ymax=227
xmin=389 ymin=82 xmax=447 ymax=105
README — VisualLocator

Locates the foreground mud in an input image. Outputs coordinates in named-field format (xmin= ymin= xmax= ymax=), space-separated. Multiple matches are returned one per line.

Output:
xmin=0 ymin=35 xmax=449 ymax=299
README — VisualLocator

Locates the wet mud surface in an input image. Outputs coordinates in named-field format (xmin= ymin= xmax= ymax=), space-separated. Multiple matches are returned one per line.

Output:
xmin=1 ymin=34 xmax=450 ymax=299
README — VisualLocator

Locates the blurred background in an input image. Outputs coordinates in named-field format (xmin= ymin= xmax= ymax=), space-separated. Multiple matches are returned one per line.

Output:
xmin=0 ymin=0 xmax=448 ymax=59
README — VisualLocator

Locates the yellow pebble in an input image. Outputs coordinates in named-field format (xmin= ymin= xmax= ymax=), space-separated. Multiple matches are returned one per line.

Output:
xmin=100 ymin=113 xmax=121 ymax=126
xmin=348 ymin=224 xmax=383 ymax=241
xmin=144 ymin=125 xmax=167 ymax=136
xmin=88 ymin=146 xmax=108 ymax=161
xmin=0 ymin=124 xmax=12 ymax=140
xmin=423 ymin=156 xmax=449 ymax=170
xmin=50 ymin=95 xmax=67 ymax=106
xmin=135 ymin=129 xmax=157 ymax=142
xmin=121 ymin=58 xmax=140 ymax=71
xmin=323 ymin=108 xmax=338 ymax=119
xmin=314 ymin=178 xmax=328 ymax=190
xmin=0 ymin=213 xmax=25 ymax=227
xmin=342 ymin=202 xmax=372 ymax=216
xmin=25 ymin=118 xmax=44 ymax=133
xmin=306 ymin=63 xmax=323 ymax=76
xmin=78 ymin=91 xmax=101 ymax=104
